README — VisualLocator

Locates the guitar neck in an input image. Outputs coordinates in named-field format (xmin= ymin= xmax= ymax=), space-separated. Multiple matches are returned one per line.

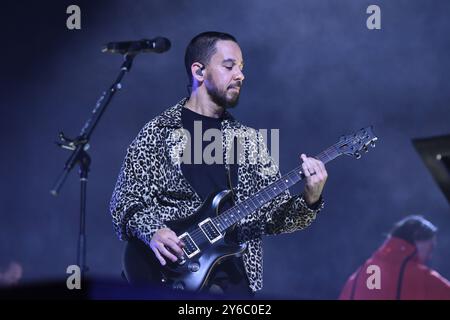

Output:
xmin=212 ymin=143 xmax=341 ymax=233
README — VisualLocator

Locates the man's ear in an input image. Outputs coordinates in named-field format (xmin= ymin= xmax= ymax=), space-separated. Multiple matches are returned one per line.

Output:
xmin=192 ymin=63 xmax=205 ymax=82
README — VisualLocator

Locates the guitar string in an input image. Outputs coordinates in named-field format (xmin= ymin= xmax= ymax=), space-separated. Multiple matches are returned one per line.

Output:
xmin=184 ymin=140 xmax=362 ymax=247
xmin=184 ymin=139 xmax=370 ymax=248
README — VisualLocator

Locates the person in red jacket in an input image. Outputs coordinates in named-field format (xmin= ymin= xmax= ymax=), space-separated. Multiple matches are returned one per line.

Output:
xmin=340 ymin=215 xmax=450 ymax=300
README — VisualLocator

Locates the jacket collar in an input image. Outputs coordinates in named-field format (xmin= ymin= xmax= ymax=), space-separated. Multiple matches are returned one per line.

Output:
xmin=375 ymin=237 xmax=418 ymax=261
xmin=155 ymin=97 xmax=241 ymax=130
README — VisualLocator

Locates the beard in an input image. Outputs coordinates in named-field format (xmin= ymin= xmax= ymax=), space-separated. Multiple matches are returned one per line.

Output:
xmin=205 ymin=75 xmax=241 ymax=109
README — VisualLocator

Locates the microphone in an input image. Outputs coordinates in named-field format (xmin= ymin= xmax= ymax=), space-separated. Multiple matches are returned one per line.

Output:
xmin=102 ymin=37 xmax=171 ymax=54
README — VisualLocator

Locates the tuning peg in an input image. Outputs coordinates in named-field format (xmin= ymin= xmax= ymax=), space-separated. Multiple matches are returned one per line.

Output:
xmin=363 ymin=145 xmax=369 ymax=153
xmin=370 ymin=141 xmax=376 ymax=148
xmin=354 ymin=152 xmax=361 ymax=159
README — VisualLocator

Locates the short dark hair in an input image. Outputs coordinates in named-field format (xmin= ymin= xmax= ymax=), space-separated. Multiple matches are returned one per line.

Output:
xmin=390 ymin=215 xmax=437 ymax=244
xmin=184 ymin=31 xmax=237 ymax=84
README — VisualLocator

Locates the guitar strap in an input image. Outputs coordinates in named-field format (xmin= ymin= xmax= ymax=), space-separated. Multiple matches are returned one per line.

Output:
xmin=225 ymin=135 xmax=239 ymax=202
xmin=226 ymin=163 xmax=236 ymax=201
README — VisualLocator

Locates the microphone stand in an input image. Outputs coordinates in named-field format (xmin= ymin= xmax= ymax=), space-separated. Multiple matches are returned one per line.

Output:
xmin=51 ymin=53 xmax=137 ymax=282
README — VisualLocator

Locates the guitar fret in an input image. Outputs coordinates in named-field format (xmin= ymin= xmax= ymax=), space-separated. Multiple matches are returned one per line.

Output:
xmin=241 ymin=204 xmax=248 ymax=216
xmin=214 ymin=216 xmax=224 ymax=231
xmin=220 ymin=215 xmax=228 ymax=229
xmin=235 ymin=206 xmax=242 ymax=219
xmin=323 ymin=149 xmax=331 ymax=162
xmin=247 ymin=197 xmax=256 ymax=212
xmin=267 ymin=185 xmax=276 ymax=197
xmin=261 ymin=191 xmax=269 ymax=203
xmin=256 ymin=193 xmax=264 ymax=205
xmin=287 ymin=172 xmax=295 ymax=182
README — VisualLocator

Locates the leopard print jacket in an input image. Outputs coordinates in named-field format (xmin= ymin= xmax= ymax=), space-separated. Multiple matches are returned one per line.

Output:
xmin=110 ymin=98 xmax=324 ymax=292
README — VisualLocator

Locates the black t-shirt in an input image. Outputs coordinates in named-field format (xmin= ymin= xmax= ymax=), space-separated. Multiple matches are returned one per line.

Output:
xmin=180 ymin=107 xmax=251 ymax=296
xmin=180 ymin=107 xmax=230 ymax=201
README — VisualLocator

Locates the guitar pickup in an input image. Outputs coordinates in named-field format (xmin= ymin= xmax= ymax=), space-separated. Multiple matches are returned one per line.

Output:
xmin=179 ymin=232 xmax=200 ymax=258
xmin=199 ymin=218 xmax=223 ymax=244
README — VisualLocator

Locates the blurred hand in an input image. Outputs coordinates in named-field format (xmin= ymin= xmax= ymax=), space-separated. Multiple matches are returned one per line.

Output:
xmin=150 ymin=228 xmax=184 ymax=266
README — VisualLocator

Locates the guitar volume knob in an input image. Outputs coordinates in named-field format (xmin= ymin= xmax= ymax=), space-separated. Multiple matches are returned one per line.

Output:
xmin=188 ymin=262 xmax=200 ymax=272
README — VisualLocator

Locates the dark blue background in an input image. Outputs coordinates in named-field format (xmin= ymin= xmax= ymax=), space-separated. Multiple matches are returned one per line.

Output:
xmin=1 ymin=0 xmax=449 ymax=299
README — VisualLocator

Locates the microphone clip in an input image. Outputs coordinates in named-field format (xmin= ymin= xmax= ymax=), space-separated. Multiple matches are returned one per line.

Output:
xmin=55 ymin=132 xmax=89 ymax=151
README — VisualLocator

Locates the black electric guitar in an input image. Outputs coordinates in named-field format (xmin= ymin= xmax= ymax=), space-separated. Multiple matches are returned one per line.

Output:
xmin=123 ymin=126 xmax=378 ymax=291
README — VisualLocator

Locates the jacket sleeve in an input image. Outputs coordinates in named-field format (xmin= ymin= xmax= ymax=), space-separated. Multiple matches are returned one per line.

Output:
xmin=251 ymin=131 xmax=324 ymax=236
xmin=109 ymin=123 xmax=168 ymax=247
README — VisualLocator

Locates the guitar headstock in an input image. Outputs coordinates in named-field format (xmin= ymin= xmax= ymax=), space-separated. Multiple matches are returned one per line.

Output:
xmin=338 ymin=126 xmax=378 ymax=159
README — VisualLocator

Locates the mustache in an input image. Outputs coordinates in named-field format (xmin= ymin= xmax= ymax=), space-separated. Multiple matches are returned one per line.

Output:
xmin=228 ymin=82 xmax=242 ymax=89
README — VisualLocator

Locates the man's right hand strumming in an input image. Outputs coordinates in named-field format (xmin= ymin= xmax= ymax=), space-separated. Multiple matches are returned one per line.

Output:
xmin=150 ymin=228 xmax=185 ymax=266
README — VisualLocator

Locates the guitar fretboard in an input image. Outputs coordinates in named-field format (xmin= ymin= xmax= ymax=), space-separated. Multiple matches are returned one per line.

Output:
xmin=211 ymin=143 xmax=342 ymax=232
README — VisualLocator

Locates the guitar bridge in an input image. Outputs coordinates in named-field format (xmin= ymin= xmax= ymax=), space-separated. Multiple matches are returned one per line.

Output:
xmin=199 ymin=218 xmax=223 ymax=244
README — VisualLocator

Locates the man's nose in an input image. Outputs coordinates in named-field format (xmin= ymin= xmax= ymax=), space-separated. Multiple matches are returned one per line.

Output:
xmin=234 ymin=69 xmax=245 ymax=81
